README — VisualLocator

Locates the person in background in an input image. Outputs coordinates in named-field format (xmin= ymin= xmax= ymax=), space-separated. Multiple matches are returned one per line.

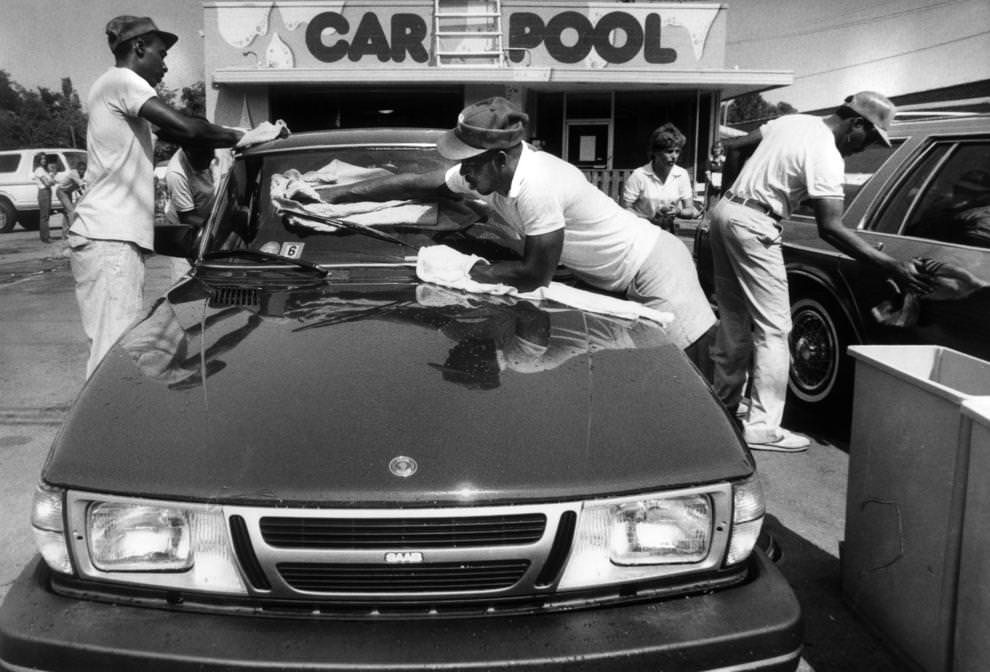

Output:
xmin=68 ymin=15 xmax=243 ymax=377
xmin=322 ymin=97 xmax=717 ymax=379
xmin=620 ymin=122 xmax=698 ymax=234
xmin=55 ymin=159 xmax=87 ymax=237
xmin=33 ymin=154 xmax=58 ymax=243
xmin=705 ymin=141 xmax=726 ymax=206
xmin=708 ymin=91 xmax=934 ymax=452
xmin=164 ymin=142 xmax=228 ymax=281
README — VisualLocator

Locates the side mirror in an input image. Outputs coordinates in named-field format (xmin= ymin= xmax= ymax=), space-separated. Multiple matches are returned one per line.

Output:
xmin=154 ymin=224 xmax=198 ymax=259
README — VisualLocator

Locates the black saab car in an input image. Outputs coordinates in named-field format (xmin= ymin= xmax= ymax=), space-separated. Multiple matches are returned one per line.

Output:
xmin=695 ymin=112 xmax=990 ymax=425
xmin=0 ymin=129 xmax=801 ymax=671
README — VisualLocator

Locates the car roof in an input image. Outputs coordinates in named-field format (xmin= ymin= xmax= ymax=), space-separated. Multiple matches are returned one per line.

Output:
xmin=887 ymin=111 xmax=990 ymax=138
xmin=239 ymin=127 xmax=446 ymax=157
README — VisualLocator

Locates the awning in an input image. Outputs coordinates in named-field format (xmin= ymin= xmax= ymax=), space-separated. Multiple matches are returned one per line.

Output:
xmin=212 ymin=66 xmax=793 ymax=99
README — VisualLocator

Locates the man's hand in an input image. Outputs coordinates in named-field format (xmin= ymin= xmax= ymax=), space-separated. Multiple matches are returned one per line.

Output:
xmin=889 ymin=257 xmax=936 ymax=295
xmin=916 ymin=257 xmax=989 ymax=300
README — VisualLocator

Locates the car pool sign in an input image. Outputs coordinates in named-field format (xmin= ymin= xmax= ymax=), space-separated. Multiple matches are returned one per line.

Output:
xmin=210 ymin=3 xmax=724 ymax=70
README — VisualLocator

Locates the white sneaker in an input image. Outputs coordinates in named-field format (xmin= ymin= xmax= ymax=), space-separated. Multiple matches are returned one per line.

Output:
xmin=747 ymin=429 xmax=810 ymax=453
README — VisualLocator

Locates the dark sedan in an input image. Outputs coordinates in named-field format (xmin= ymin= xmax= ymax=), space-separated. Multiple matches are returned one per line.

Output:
xmin=695 ymin=112 xmax=990 ymax=426
xmin=0 ymin=129 xmax=801 ymax=671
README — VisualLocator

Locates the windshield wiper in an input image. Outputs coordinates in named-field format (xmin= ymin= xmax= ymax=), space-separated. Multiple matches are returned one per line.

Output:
xmin=200 ymin=249 xmax=328 ymax=276
xmin=276 ymin=201 xmax=414 ymax=249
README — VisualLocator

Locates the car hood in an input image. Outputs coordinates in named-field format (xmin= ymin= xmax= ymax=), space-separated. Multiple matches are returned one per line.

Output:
xmin=45 ymin=276 xmax=750 ymax=505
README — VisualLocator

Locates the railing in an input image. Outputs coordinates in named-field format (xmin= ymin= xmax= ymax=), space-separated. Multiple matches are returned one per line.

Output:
xmin=582 ymin=169 xmax=633 ymax=202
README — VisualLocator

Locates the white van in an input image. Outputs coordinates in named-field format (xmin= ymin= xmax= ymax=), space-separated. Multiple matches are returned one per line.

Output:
xmin=0 ymin=148 xmax=87 ymax=233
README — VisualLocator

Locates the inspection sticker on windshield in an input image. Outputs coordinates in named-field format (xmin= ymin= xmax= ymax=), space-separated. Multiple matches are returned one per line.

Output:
xmin=279 ymin=242 xmax=305 ymax=258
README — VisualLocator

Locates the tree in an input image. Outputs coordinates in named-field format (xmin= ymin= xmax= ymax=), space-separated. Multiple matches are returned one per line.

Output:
xmin=0 ymin=70 xmax=86 ymax=150
xmin=726 ymin=92 xmax=796 ymax=126
xmin=153 ymin=80 xmax=208 ymax=163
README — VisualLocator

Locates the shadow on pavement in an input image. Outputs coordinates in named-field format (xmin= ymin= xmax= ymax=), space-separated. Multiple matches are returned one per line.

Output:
xmin=765 ymin=515 xmax=903 ymax=672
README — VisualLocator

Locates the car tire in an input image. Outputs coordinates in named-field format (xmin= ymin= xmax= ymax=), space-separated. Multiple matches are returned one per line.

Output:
xmin=18 ymin=211 xmax=40 ymax=231
xmin=0 ymin=199 xmax=16 ymax=233
xmin=787 ymin=289 xmax=855 ymax=425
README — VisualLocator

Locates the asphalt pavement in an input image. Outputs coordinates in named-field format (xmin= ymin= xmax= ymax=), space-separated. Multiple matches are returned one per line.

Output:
xmin=0 ymin=222 xmax=905 ymax=672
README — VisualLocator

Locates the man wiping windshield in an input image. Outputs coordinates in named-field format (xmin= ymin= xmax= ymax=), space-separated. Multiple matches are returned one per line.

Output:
xmin=322 ymin=97 xmax=716 ymax=379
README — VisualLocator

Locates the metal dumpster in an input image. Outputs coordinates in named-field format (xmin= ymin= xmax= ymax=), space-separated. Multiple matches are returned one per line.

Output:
xmin=842 ymin=345 xmax=990 ymax=672
xmin=954 ymin=398 xmax=990 ymax=672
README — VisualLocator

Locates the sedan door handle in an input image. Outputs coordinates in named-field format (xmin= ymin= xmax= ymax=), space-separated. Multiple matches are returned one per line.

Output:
xmin=873 ymin=241 xmax=885 ymax=251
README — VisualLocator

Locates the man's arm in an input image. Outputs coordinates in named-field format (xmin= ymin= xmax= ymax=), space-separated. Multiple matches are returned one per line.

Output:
xmin=812 ymin=197 xmax=934 ymax=294
xmin=468 ymin=229 xmax=564 ymax=292
xmin=721 ymin=129 xmax=762 ymax=192
xmin=139 ymin=98 xmax=242 ymax=147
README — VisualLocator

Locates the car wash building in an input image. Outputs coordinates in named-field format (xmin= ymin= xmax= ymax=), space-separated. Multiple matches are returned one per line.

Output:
xmin=203 ymin=1 xmax=791 ymax=184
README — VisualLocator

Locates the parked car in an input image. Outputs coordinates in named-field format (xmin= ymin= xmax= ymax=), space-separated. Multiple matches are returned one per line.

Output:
xmin=0 ymin=128 xmax=802 ymax=672
xmin=0 ymin=148 xmax=87 ymax=232
xmin=694 ymin=112 xmax=990 ymax=425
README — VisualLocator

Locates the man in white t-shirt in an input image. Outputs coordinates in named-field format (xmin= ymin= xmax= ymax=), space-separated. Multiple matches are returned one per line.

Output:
xmin=323 ymin=97 xmax=717 ymax=377
xmin=709 ymin=91 xmax=934 ymax=451
xmin=163 ymin=144 xmax=231 ymax=281
xmin=68 ymin=15 xmax=243 ymax=377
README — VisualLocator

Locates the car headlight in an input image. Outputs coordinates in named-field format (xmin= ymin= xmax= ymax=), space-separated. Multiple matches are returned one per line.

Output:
xmin=557 ymin=487 xmax=725 ymax=590
xmin=88 ymin=503 xmax=192 ymax=571
xmin=31 ymin=483 xmax=72 ymax=574
xmin=63 ymin=493 xmax=248 ymax=594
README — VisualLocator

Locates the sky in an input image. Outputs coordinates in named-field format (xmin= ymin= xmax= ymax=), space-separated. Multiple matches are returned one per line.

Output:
xmin=1 ymin=0 xmax=988 ymax=112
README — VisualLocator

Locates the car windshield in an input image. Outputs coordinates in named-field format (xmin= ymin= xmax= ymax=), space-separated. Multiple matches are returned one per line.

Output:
xmin=202 ymin=143 xmax=522 ymax=266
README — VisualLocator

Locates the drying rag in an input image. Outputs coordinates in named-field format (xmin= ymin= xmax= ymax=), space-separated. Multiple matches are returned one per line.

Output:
xmin=234 ymin=119 xmax=291 ymax=149
xmin=415 ymin=245 xmax=674 ymax=326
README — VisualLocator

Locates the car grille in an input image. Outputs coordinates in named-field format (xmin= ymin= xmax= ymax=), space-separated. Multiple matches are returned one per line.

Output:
xmin=226 ymin=504 xmax=575 ymax=600
xmin=259 ymin=514 xmax=547 ymax=549
xmin=277 ymin=560 xmax=532 ymax=593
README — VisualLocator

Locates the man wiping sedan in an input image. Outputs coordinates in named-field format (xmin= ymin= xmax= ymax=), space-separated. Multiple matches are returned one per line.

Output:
xmin=322 ymin=97 xmax=717 ymax=378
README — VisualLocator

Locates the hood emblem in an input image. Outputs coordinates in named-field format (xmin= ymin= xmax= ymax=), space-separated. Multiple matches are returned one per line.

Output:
xmin=389 ymin=455 xmax=418 ymax=478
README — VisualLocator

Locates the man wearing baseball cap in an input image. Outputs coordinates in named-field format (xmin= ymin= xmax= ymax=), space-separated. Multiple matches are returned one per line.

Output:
xmin=707 ymin=91 xmax=935 ymax=452
xmin=68 ymin=15 xmax=243 ymax=377
xmin=324 ymin=97 xmax=717 ymax=377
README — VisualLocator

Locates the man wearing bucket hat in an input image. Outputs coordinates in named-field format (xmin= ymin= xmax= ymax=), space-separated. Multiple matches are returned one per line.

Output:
xmin=324 ymin=96 xmax=717 ymax=377
xmin=68 ymin=15 xmax=243 ymax=377
xmin=708 ymin=90 xmax=935 ymax=452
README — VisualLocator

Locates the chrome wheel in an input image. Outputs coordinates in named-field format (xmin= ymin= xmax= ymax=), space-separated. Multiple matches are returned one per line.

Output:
xmin=789 ymin=296 xmax=843 ymax=404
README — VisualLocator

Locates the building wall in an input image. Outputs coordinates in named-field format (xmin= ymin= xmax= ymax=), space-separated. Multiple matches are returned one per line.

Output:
xmin=202 ymin=1 xmax=764 ymax=176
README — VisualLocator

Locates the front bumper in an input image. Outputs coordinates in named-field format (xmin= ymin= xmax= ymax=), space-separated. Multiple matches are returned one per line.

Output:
xmin=1 ymin=551 xmax=801 ymax=672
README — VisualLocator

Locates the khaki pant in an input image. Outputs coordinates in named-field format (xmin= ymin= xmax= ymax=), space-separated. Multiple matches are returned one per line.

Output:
xmin=708 ymin=198 xmax=791 ymax=444
xmin=68 ymin=234 xmax=146 ymax=378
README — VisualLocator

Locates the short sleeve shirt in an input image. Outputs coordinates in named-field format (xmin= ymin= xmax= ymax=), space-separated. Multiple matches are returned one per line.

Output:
xmin=444 ymin=144 xmax=660 ymax=292
xmin=33 ymin=166 xmax=55 ymax=189
xmin=164 ymin=149 xmax=217 ymax=227
xmin=621 ymin=163 xmax=693 ymax=219
xmin=70 ymin=67 xmax=157 ymax=250
xmin=730 ymin=114 xmax=845 ymax=218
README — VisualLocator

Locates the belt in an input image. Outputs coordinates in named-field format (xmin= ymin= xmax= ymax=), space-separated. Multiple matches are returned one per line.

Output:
xmin=725 ymin=192 xmax=780 ymax=222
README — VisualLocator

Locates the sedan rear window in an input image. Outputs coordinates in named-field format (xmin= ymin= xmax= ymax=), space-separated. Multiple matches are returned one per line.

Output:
xmin=792 ymin=141 xmax=901 ymax=218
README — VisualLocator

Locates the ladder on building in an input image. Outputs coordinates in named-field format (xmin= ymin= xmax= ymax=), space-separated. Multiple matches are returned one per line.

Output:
xmin=433 ymin=0 xmax=505 ymax=67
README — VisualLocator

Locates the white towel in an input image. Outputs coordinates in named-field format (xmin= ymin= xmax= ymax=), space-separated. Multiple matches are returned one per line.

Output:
xmin=234 ymin=119 xmax=290 ymax=149
xmin=415 ymin=245 xmax=674 ymax=326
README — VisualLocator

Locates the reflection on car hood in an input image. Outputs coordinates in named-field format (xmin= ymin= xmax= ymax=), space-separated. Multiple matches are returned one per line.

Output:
xmin=47 ymin=277 xmax=750 ymax=505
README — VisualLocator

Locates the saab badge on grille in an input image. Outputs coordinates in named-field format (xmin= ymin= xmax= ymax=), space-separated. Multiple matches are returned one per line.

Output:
xmin=389 ymin=455 xmax=418 ymax=478
xmin=385 ymin=551 xmax=424 ymax=564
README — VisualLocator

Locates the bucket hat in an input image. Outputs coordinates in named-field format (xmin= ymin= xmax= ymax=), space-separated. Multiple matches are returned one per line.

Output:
xmin=106 ymin=15 xmax=178 ymax=52
xmin=436 ymin=97 xmax=529 ymax=161
xmin=844 ymin=91 xmax=895 ymax=147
